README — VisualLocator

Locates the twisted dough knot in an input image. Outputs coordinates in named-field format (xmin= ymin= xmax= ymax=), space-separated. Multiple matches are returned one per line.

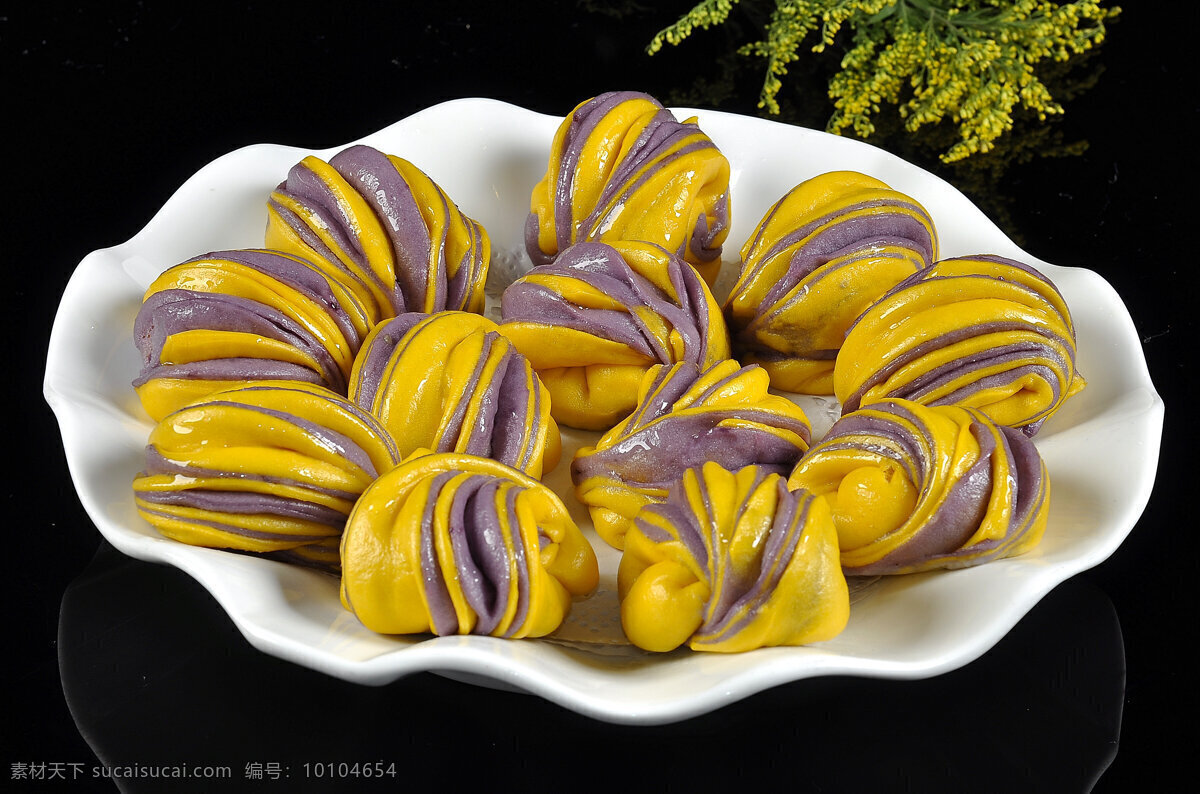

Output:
xmin=339 ymin=451 xmax=599 ymax=638
xmin=526 ymin=90 xmax=731 ymax=286
xmin=133 ymin=249 xmax=374 ymax=422
xmin=348 ymin=311 xmax=560 ymax=479
xmin=724 ymin=171 xmax=938 ymax=394
xmin=835 ymin=254 xmax=1085 ymax=435
xmin=619 ymin=462 xmax=849 ymax=653
xmin=500 ymin=240 xmax=731 ymax=430
xmin=572 ymin=359 xmax=811 ymax=550
xmin=788 ymin=399 xmax=1050 ymax=575
xmin=132 ymin=381 xmax=400 ymax=563
xmin=267 ymin=144 xmax=490 ymax=321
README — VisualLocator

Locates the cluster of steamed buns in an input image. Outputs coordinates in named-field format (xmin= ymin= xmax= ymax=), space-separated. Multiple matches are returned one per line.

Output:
xmin=131 ymin=90 xmax=1084 ymax=653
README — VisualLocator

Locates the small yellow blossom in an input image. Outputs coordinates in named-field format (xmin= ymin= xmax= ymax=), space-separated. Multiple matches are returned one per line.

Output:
xmin=648 ymin=0 xmax=1119 ymax=162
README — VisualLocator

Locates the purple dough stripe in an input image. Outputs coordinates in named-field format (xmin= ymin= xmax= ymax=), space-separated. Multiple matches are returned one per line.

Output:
xmin=447 ymin=476 xmax=506 ymax=634
xmin=436 ymin=332 xmax=502 ymax=457
xmin=329 ymin=145 xmax=433 ymax=314
xmin=134 ymin=488 xmax=347 ymax=525
xmin=420 ymin=471 xmax=461 ymax=636
xmin=273 ymin=162 xmax=374 ymax=280
xmin=134 ymin=503 xmax=334 ymax=545
xmin=268 ymin=201 xmax=376 ymax=296
xmin=697 ymin=483 xmax=811 ymax=643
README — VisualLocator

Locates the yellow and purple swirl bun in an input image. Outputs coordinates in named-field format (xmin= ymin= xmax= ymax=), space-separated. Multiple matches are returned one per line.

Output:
xmin=348 ymin=311 xmax=561 ymax=479
xmin=724 ymin=171 xmax=938 ymax=394
xmin=500 ymin=240 xmax=731 ymax=430
xmin=132 ymin=381 xmax=400 ymax=565
xmin=618 ymin=462 xmax=848 ymax=653
xmin=266 ymin=144 xmax=489 ymax=320
xmin=788 ymin=399 xmax=1050 ymax=575
xmin=572 ymin=359 xmax=811 ymax=550
xmin=526 ymin=91 xmax=731 ymax=286
xmin=834 ymin=255 xmax=1085 ymax=435
xmin=339 ymin=451 xmax=599 ymax=638
xmin=132 ymin=249 xmax=375 ymax=422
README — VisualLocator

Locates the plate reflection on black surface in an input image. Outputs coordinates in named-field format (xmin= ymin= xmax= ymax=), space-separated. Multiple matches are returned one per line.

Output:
xmin=61 ymin=541 xmax=1124 ymax=792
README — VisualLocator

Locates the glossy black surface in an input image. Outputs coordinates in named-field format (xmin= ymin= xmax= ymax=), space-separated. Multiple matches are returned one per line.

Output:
xmin=8 ymin=1 xmax=1191 ymax=790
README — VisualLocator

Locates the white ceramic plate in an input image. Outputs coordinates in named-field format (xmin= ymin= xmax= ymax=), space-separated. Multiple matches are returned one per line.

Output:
xmin=45 ymin=98 xmax=1163 ymax=725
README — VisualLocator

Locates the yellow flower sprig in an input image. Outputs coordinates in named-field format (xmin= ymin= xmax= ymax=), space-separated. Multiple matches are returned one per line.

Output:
xmin=648 ymin=0 xmax=1119 ymax=162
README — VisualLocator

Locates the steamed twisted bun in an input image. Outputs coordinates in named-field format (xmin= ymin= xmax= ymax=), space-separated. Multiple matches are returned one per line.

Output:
xmin=500 ymin=240 xmax=731 ymax=430
xmin=526 ymin=91 xmax=731 ymax=286
xmin=724 ymin=171 xmax=938 ymax=394
xmin=348 ymin=311 xmax=560 ymax=479
xmin=572 ymin=359 xmax=811 ymax=550
xmin=619 ymin=462 xmax=848 ymax=653
xmin=267 ymin=144 xmax=490 ymax=320
xmin=132 ymin=249 xmax=374 ymax=422
xmin=132 ymin=381 xmax=400 ymax=561
xmin=339 ymin=451 xmax=599 ymax=638
xmin=788 ymin=399 xmax=1050 ymax=575
xmin=835 ymin=255 xmax=1085 ymax=435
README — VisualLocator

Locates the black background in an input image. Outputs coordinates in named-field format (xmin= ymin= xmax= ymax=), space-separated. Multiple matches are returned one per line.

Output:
xmin=5 ymin=1 xmax=1192 ymax=791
